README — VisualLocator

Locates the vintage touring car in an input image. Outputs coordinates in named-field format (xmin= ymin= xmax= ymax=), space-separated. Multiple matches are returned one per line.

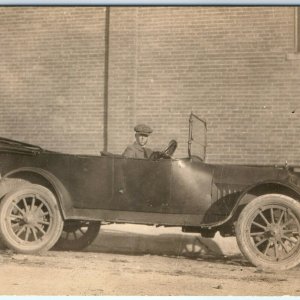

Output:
xmin=0 ymin=113 xmax=299 ymax=271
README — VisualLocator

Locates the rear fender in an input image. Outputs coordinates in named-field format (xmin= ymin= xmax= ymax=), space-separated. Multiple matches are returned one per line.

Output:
xmin=2 ymin=167 xmax=73 ymax=219
xmin=0 ymin=178 xmax=30 ymax=200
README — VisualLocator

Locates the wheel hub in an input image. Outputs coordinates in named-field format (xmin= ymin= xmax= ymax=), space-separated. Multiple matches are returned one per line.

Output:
xmin=23 ymin=213 xmax=38 ymax=226
xmin=270 ymin=224 xmax=283 ymax=240
xmin=267 ymin=224 xmax=282 ymax=240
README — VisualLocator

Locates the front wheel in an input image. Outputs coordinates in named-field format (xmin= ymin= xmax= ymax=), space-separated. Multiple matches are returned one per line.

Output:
xmin=0 ymin=184 xmax=63 ymax=254
xmin=236 ymin=194 xmax=300 ymax=271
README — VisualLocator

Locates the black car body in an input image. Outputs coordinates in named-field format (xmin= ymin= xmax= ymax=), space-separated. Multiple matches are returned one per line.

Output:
xmin=0 ymin=113 xmax=299 ymax=271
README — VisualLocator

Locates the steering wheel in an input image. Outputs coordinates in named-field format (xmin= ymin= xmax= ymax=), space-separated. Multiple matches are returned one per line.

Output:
xmin=163 ymin=139 xmax=177 ymax=157
xmin=150 ymin=140 xmax=177 ymax=160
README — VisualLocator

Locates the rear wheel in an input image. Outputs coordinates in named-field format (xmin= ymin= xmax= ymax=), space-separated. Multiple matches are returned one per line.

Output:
xmin=0 ymin=184 xmax=63 ymax=254
xmin=54 ymin=220 xmax=101 ymax=251
xmin=236 ymin=194 xmax=300 ymax=271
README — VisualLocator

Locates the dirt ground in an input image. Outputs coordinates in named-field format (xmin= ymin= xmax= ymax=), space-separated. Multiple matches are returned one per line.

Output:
xmin=0 ymin=225 xmax=300 ymax=296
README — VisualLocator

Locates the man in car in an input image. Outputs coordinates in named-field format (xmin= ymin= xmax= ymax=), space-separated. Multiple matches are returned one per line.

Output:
xmin=122 ymin=124 xmax=153 ymax=159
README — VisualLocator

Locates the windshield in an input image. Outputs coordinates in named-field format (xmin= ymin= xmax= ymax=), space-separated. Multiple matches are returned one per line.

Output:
xmin=188 ymin=113 xmax=207 ymax=161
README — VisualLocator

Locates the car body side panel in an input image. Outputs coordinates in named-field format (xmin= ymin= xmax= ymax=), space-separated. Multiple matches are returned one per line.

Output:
xmin=0 ymin=152 xmax=71 ymax=180
xmin=1 ymin=148 xmax=300 ymax=228
xmin=170 ymin=159 xmax=213 ymax=218
xmin=0 ymin=153 xmax=114 ymax=210
xmin=67 ymin=155 xmax=113 ymax=209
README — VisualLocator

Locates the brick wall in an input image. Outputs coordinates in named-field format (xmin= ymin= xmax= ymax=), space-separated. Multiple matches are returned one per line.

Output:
xmin=0 ymin=7 xmax=106 ymax=154
xmin=1 ymin=7 xmax=300 ymax=164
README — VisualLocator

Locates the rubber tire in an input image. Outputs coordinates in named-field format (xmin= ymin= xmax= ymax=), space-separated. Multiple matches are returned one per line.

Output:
xmin=54 ymin=220 xmax=101 ymax=251
xmin=236 ymin=194 xmax=300 ymax=271
xmin=0 ymin=184 xmax=63 ymax=254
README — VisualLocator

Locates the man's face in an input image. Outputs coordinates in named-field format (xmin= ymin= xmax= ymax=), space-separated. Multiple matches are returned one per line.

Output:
xmin=135 ymin=133 xmax=148 ymax=147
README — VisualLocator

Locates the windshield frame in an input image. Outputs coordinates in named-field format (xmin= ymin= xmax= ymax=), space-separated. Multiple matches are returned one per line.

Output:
xmin=188 ymin=113 xmax=207 ymax=161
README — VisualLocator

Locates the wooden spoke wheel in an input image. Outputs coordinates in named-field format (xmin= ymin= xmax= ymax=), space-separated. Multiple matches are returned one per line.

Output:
xmin=54 ymin=220 xmax=101 ymax=251
xmin=0 ymin=184 xmax=63 ymax=254
xmin=236 ymin=194 xmax=300 ymax=271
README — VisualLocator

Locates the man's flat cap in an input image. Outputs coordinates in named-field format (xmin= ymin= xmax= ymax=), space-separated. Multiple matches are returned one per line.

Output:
xmin=134 ymin=124 xmax=153 ymax=136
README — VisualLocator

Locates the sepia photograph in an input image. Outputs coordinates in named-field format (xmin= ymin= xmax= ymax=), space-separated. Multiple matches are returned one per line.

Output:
xmin=0 ymin=4 xmax=300 ymax=296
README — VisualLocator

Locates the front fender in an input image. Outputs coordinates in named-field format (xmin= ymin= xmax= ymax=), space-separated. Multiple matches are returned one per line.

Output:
xmin=3 ymin=167 xmax=73 ymax=219
xmin=203 ymin=180 xmax=300 ymax=228
xmin=225 ymin=180 xmax=300 ymax=225
xmin=237 ymin=180 xmax=300 ymax=206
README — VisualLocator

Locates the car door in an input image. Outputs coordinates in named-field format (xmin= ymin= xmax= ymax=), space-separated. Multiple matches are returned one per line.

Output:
xmin=112 ymin=157 xmax=172 ymax=213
